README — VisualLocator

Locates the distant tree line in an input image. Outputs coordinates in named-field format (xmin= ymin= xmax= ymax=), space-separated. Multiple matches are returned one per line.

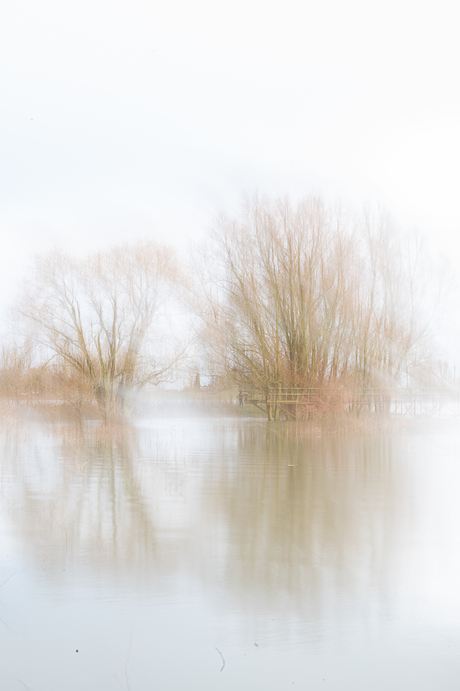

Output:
xmin=0 ymin=196 xmax=452 ymax=421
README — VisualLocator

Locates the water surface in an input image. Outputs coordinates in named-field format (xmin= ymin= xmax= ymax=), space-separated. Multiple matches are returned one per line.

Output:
xmin=1 ymin=418 xmax=460 ymax=689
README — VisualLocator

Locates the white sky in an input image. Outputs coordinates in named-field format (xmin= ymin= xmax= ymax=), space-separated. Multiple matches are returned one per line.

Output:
xmin=1 ymin=0 xmax=460 ymax=351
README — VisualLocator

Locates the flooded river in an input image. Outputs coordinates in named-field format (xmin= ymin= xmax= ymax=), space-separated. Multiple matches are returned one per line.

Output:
xmin=1 ymin=417 xmax=460 ymax=689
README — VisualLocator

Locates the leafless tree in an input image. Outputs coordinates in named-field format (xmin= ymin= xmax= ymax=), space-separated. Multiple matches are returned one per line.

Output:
xmin=194 ymin=196 xmax=445 ymax=419
xmin=17 ymin=242 xmax=186 ymax=421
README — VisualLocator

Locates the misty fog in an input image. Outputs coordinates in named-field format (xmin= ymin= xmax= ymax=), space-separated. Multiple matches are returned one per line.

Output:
xmin=1 ymin=194 xmax=460 ymax=689
xmin=2 ymin=1 xmax=460 ymax=687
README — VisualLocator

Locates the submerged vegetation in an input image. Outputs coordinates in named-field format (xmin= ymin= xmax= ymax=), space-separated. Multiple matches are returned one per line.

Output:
xmin=0 ymin=196 xmax=454 ymax=424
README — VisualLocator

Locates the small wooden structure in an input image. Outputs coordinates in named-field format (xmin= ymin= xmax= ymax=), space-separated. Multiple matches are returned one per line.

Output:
xmin=245 ymin=387 xmax=460 ymax=421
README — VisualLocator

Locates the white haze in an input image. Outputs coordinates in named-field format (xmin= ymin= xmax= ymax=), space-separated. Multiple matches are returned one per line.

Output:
xmin=1 ymin=0 xmax=460 ymax=357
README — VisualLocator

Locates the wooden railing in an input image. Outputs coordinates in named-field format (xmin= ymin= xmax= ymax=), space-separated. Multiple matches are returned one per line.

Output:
xmin=242 ymin=387 xmax=459 ymax=421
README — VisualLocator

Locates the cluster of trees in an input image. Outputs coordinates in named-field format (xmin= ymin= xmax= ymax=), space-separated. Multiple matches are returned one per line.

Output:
xmin=0 ymin=196 xmax=450 ymax=421
xmin=198 ymin=198 xmax=446 ymax=410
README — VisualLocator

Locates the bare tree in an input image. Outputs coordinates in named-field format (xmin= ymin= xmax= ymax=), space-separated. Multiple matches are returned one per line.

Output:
xmin=18 ymin=242 xmax=185 ymax=421
xmin=194 ymin=196 xmax=444 ymax=419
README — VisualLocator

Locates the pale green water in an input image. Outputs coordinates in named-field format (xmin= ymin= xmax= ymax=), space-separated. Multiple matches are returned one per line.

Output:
xmin=1 ymin=418 xmax=460 ymax=690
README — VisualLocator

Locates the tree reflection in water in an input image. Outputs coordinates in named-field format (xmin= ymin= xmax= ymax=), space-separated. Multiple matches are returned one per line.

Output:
xmin=1 ymin=419 xmax=407 ymax=643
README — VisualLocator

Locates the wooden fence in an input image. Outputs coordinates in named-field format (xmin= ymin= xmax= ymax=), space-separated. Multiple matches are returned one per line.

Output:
xmin=242 ymin=387 xmax=459 ymax=421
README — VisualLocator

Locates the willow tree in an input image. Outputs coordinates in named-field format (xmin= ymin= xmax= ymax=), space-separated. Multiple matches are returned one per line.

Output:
xmin=18 ymin=242 xmax=184 ymax=420
xmin=196 ymin=196 xmax=442 ymax=418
